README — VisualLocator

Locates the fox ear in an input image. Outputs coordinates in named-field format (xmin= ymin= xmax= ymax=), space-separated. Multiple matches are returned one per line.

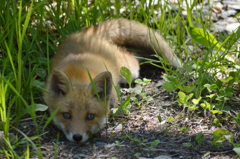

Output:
xmin=48 ymin=69 xmax=72 ymax=97
xmin=90 ymin=71 xmax=112 ymax=101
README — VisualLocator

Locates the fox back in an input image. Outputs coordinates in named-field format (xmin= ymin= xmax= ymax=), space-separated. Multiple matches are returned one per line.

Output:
xmin=44 ymin=18 xmax=181 ymax=142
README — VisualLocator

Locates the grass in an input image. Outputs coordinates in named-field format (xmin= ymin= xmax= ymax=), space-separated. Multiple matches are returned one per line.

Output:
xmin=0 ymin=0 xmax=239 ymax=158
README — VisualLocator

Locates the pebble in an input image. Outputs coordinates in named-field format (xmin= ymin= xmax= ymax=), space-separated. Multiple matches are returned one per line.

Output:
xmin=220 ymin=10 xmax=238 ymax=18
xmin=225 ymin=23 xmax=240 ymax=33
xmin=213 ymin=24 xmax=226 ymax=32
xmin=139 ymin=155 xmax=172 ymax=159
xmin=212 ymin=21 xmax=228 ymax=32
xmin=115 ymin=123 xmax=123 ymax=131
xmin=155 ymin=80 xmax=165 ymax=87
xmin=225 ymin=17 xmax=238 ymax=23
xmin=229 ymin=5 xmax=240 ymax=10
xmin=73 ymin=153 xmax=88 ymax=158
xmin=213 ymin=2 xmax=223 ymax=10
xmin=95 ymin=141 xmax=107 ymax=146
xmin=154 ymin=155 xmax=172 ymax=159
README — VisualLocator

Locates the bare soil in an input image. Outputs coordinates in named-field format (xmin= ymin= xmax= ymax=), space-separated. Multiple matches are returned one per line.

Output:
xmin=19 ymin=65 xmax=240 ymax=159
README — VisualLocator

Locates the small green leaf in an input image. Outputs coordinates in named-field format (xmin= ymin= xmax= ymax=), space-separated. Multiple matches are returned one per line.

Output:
xmin=233 ymin=146 xmax=240 ymax=155
xmin=143 ymin=78 xmax=151 ymax=85
xmin=212 ymin=129 xmax=232 ymax=142
xmin=225 ymin=88 xmax=234 ymax=97
xmin=203 ymin=152 xmax=211 ymax=157
xmin=134 ymin=152 xmax=141 ymax=158
xmin=204 ymin=84 xmax=218 ymax=92
xmin=34 ymin=104 xmax=48 ymax=112
xmin=157 ymin=116 xmax=162 ymax=122
xmin=177 ymin=91 xmax=187 ymax=105
xmin=152 ymin=139 xmax=160 ymax=146
xmin=192 ymin=97 xmax=202 ymax=105
xmin=188 ymin=93 xmax=194 ymax=99
xmin=188 ymin=105 xmax=198 ymax=111
xmin=120 ymin=67 xmax=132 ymax=87
xmin=134 ymin=79 xmax=143 ymax=84
xmin=219 ymin=76 xmax=234 ymax=83
xmin=213 ymin=119 xmax=221 ymax=126
xmin=178 ymin=91 xmax=186 ymax=100
xmin=233 ymin=112 xmax=240 ymax=124
xmin=216 ymin=79 xmax=223 ymax=89
xmin=182 ymin=142 xmax=192 ymax=148
xmin=36 ymin=68 xmax=46 ymax=79
xmin=131 ymin=85 xmax=142 ymax=94
xmin=181 ymin=126 xmax=190 ymax=133
xmin=37 ymin=57 xmax=49 ymax=64
xmin=32 ymin=80 xmax=45 ymax=91
xmin=206 ymin=94 xmax=215 ymax=98
xmin=224 ymin=135 xmax=234 ymax=145
xmin=181 ymin=85 xmax=195 ymax=93
xmin=162 ymin=82 xmax=176 ymax=92
xmin=196 ymin=132 xmax=204 ymax=145
xmin=211 ymin=110 xmax=223 ymax=114
xmin=168 ymin=116 xmax=175 ymax=122
xmin=200 ymin=101 xmax=212 ymax=109
xmin=162 ymin=76 xmax=178 ymax=83
xmin=188 ymin=27 xmax=225 ymax=51
xmin=144 ymin=96 xmax=153 ymax=103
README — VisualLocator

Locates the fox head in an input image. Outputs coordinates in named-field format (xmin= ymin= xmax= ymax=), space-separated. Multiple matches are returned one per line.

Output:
xmin=44 ymin=69 xmax=113 ymax=142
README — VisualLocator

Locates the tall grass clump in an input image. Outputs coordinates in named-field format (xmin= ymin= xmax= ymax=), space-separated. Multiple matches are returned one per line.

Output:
xmin=0 ymin=0 xmax=49 ymax=157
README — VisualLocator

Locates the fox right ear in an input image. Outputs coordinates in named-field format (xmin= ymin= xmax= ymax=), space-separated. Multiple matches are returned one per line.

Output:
xmin=90 ymin=71 xmax=112 ymax=101
xmin=48 ymin=69 xmax=72 ymax=97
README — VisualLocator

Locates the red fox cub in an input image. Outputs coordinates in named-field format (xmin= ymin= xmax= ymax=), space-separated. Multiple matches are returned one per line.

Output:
xmin=43 ymin=18 xmax=182 ymax=143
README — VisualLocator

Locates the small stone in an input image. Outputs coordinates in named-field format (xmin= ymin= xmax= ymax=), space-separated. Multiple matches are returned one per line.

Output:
xmin=154 ymin=155 xmax=172 ymax=159
xmin=225 ymin=17 xmax=238 ymax=23
xmin=187 ymin=45 xmax=194 ymax=52
xmin=229 ymin=5 xmax=240 ymax=10
xmin=227 ymin=10 xmax=238 ymax=16
xmin=73 ymin=153 xmax=88 ymax=158
xmin=181 ymin=10 xmax=188 ymax=17
xmin=155 ymin=80 xmax=165 ymax=87
xmin=220 ymin=10 xmax=237 ymax=18
xmin=95 ymin=141 xmax=107 ymax=146
xmin=225 ymin=23 xmax=240 ymax=33
xmin=213 ymin=21 xmax=228 ymax=32
xmin=115 ymin=123 xmax=123 ymax=131
xmin=213 ymin=24 xmax=226 ymax=32
xmin=213 ymin=2 xmax=223 ymax=10
xmin=216 ymin=21 xmax=228 ymax=26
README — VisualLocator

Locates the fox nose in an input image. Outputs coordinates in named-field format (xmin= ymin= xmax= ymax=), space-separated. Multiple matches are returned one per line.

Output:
xmin=73 ymin=134 xmax=82 ymax=142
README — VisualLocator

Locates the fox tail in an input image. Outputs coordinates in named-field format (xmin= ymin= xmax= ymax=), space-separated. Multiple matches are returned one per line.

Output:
xmin=86 ymin=18 xmax=182 ymax=68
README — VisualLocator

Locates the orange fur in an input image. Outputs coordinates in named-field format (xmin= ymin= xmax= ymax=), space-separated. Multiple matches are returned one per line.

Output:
xmin=44 ymin=18 xmax=181 ymax=142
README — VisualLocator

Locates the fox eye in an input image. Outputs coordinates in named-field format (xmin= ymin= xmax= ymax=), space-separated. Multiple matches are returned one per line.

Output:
xmin=86 ymin=113 xmax=95 ymax=120
xmin=63 ymin=113 xmax=71 ymax=119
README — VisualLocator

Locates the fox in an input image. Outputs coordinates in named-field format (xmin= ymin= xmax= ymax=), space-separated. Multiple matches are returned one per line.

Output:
xmin=43 ymin=18 xmax=182 ymax=143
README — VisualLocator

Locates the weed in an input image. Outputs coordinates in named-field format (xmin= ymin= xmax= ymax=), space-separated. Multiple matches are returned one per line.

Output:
xmin=209 ymin=129 xmax=240 ymax=156
xmin=120 ymin=67 xmax=153 ymax=110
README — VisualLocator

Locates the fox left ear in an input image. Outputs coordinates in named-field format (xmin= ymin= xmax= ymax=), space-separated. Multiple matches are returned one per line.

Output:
xmin=89 ymin=71 xmax=113 ymax=101
xmin=48 ymin=69 xmax=72 ymax=97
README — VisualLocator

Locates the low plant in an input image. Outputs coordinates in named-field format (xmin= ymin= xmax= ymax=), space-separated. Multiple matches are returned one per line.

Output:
xmin=210 ymin=129 xmax=240 ymax=156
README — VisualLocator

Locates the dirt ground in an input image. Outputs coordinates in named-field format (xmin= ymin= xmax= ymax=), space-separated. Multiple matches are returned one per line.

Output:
xmin=19 ymin=65 xmax=240 ymax=159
